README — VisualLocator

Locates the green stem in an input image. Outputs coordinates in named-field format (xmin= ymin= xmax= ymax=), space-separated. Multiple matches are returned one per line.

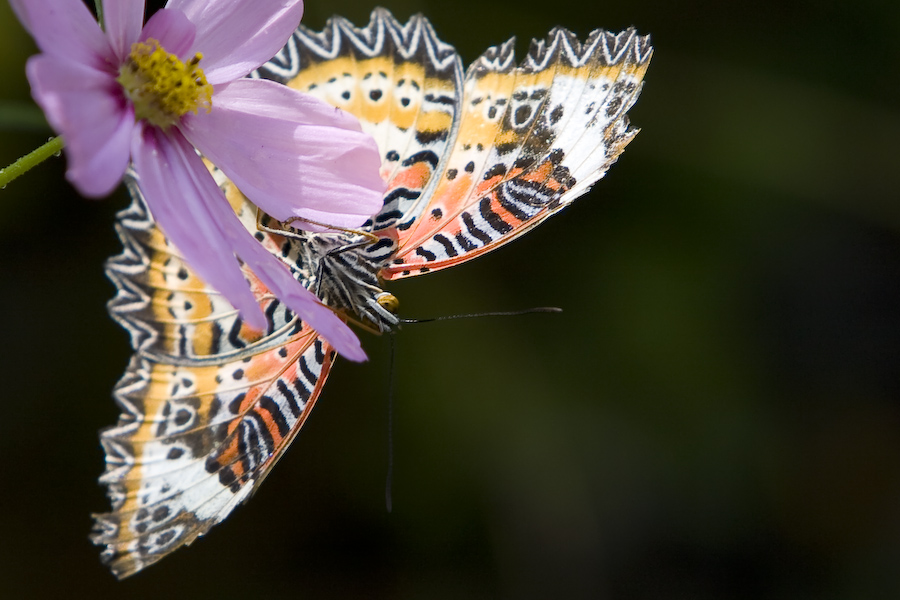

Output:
xmin=94 ymin=0 xmax=104 ymax=29
xmin=0 ymin=136 xmax=65 ymax=190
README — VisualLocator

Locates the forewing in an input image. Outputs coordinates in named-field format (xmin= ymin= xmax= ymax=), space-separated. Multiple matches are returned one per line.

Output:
xmin=255 ymin=8 xmax=464 ymax=232
xmin=95 ymin=181 xmax=336 ymax=578
xmin=381 ymin=27 xmax=652 ymax=279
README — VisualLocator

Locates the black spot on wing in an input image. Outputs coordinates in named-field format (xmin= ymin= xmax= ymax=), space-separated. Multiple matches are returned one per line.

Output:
xmin=424 ymin=93 xmax=455 ymax=105
xmin=367 ymin=237 xmax=395 ymax=252
xmin=401 ymin=150 xmax=440 ymax=168
xmin=462 ymin=211 xmax=492 ymax=245
xmin=432 ymin=234 xmax=458 ymax=258
xmin=383 ymin=187 xmax=421 ymax=206
xmin=415 ymin=128 xmax=448 ymax=144
xmin=258 ymin=396 xmax=290 ymax=438
xmin=455 ymin=232 xmax=478 ymax=252
xmin=228 ymin=319 xmax=247 ymax=349
xmin=549 ymin=105 xmax=564 ymax=124
xmin=228 ymin=393 xmax=245 ymax=415
xmin=314 ymin=340 xmax=325 ymax=364
xmin=277 ymin=379 xmax=301 ymax=418
xmin=480 ymin=197 xmax=514 ymax=234
xmin=415 ymin=247 xmax=437 ymax=262
xmin=375 ymin=209 xmax=403 ymax=223
xmin=484 ymin=163 xmax=507 ymax=180
xmin=298 ymin=355 xmax=317 ymax=388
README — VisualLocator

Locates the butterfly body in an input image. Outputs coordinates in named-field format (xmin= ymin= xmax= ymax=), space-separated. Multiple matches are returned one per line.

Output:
xmin=93 ymin=9 xmax=651 ymax=578
xmin=257 ymin=216 xmax=401 ymax=331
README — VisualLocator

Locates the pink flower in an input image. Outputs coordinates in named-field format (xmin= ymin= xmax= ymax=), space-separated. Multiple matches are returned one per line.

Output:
xmin=10 ymin=0 xmax=386 ymax=362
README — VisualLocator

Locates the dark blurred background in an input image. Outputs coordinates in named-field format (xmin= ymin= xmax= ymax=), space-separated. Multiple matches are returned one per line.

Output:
xmin=3 ymin=0 xmax=900 ymax=598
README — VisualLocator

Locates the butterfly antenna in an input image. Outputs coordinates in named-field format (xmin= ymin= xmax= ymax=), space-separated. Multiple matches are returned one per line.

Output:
xmin=283 ymin=215 xmax=380 ymax=243
xmin=255 ymin=207 xmax=380 ymax=243
xmin=399 ymin=306 xmax=562 ymax=324
xmin=385 ymin=331 xmax=397 ymax=513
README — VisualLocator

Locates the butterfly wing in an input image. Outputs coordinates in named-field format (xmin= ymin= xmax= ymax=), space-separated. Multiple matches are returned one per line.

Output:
xmin=93 ymin=11 xmax=652 ymax=579
xmin=257 ymin=8 xmax=464 ymax=233
xmin=93 ymin=178 xmax=337 ymax=578
xmin=380 ymin=27 xmax=652 ymax=279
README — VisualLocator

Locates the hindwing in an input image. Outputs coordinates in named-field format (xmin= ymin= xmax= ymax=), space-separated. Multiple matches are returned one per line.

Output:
xmin=95 ymin=182 xmax=336 ymax=578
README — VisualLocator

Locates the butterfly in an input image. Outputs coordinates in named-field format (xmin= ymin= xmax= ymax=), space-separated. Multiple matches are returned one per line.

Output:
xmin=91 ymin=8 xmax=652 ymax=578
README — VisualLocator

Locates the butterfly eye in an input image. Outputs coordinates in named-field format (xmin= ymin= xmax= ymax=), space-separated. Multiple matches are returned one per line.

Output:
xmin=376 ymin=292 xmax=400 ymax=313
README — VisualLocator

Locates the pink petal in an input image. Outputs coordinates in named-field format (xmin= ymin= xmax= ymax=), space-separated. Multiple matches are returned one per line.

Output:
xmin=166 ymin=0 xmax=304 ymax=84
xmin=180 ymin=79 xmax=384 ymax=230
xmin=132 ymin=126 xmax=366 ymax=360
xmin=140 ymin=8 xmax=196 ymax=59
xmin=131 ymin=125 xmax=267 ymax=330
xmin=103 ymin=0 xmax=145 ymax=62
xmin=66 ymin=107 xmax=136 ymax=198
xmin=9 ymin=0 xmax=115 ymax=72
xmin=26 ymin=54 xmax=133 ymax=197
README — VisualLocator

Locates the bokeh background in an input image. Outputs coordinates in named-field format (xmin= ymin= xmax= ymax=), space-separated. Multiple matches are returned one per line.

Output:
xmin=3 ymin=0 xmax=900 ymax=598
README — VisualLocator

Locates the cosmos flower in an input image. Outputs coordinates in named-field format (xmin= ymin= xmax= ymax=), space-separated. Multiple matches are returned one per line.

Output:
xmin=9 ymin=0 xmax=386 ymax=361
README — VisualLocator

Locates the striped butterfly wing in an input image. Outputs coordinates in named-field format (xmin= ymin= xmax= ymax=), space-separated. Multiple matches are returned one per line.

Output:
xmin=381 ymin=27 xmax=653 ymax=279
xmin=93 ymin=177 xmax=337 ymax=578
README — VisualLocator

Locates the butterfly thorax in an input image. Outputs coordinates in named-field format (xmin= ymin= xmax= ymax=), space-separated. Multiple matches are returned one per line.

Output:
xmin=277 ymin=225 xmax=401 ymax=333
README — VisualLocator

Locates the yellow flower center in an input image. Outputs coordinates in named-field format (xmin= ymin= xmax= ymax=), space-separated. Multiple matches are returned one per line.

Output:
xmin=117 ymin=39 xmax=213 ymax=129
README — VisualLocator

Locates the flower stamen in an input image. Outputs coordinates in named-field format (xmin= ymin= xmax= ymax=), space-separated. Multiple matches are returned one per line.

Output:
xmin=117 ymin=39 xmax=212 ymax=129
